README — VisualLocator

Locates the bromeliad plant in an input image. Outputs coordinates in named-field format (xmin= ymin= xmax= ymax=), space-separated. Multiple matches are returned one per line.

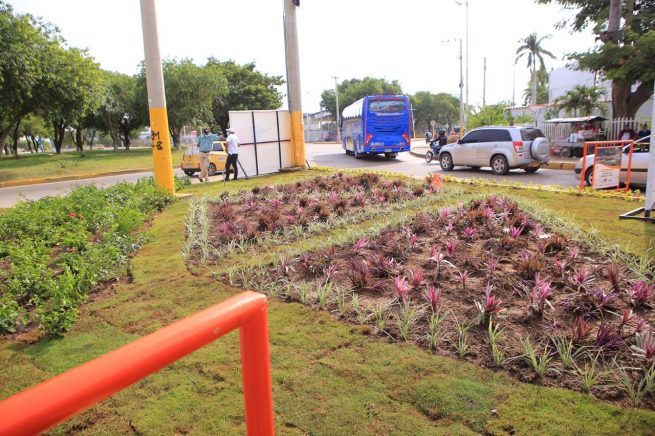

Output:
xmin=631 ymin=330 xmax=655 ymax=363
xmin=528 ymin=277 xmax=553 ymax=316
xmin=424 ymin=286 xmax=442 ymax=313
xmin=628 ymin=280 xmax=653 ymax=308
xmin=475 ymin=284 xmax=503 ymax=325
xmin=394 ymin=276 xmax=411 ymax=304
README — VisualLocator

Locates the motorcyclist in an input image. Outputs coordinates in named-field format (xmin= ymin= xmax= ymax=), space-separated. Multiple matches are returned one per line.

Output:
xmin=436 ymin=129 xmax=447 ymax=147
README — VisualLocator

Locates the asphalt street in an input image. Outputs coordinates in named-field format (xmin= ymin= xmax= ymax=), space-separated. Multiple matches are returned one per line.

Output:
xmin=0 ymin=143 xmax=578 ymax=208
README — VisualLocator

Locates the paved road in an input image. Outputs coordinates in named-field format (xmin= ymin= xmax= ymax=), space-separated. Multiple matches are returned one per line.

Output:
xmin=0 ymin=143 xmax=578 ymax=208
xmin=307 ymin=142 xmax=578 ymax=187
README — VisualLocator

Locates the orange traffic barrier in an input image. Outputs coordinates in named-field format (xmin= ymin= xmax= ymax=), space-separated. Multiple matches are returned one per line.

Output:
xmin=0 ymin=291 xmax=274 ymax=436
xmin=580 ymin=140 xmax=634 ymax=192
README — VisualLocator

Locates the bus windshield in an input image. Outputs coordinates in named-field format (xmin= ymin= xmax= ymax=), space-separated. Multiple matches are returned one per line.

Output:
xmin=368 ymin=100 xmax=406 ymax=114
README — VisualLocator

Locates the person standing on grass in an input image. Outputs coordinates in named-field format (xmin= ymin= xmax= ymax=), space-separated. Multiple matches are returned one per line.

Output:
xmin=197 ymin=128 xmax=219 ymax=182
xmin=225 ymin=128 xmax=240 ymax=181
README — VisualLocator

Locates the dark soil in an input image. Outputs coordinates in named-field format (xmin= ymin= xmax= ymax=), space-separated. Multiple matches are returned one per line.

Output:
xmin=224 ymin=195 xmax=655 ymax=409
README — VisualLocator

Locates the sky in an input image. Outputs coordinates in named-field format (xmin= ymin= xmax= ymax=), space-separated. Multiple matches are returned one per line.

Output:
xmin=10 ymin=0 xmax=597 ymax=113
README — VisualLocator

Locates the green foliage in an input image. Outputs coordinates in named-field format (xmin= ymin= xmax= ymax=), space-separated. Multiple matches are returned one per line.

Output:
xmin=320 ymin=77 xmax=403 ymax=118
xmin=468 ymin=102 xmax=533 ymax=129
xmin=554 ymin=85 xmax=607 ymax=117
xmin=516 ymin=33 xmax=555 ymax=105
xmin=410 ymin=91 xmax=460 ymax=131
xmin=522 ymin=67 xmax=549 ymax=105
xmin=207 ymin=58 xmax=284 ymax=134
xmin=0 ymin=179 xmax=174 ymax=334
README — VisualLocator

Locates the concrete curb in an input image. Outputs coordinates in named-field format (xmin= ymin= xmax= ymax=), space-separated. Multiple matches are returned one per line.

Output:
xmin=0 ymin=168 xmax=153 ymax=188
xmin=409 ymin=148 xmax=577 ymax=171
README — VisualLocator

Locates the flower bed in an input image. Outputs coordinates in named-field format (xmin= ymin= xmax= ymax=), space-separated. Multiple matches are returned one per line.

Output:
xmin=0 ymin=180 xmax=174 ymax=335
xmin=227 ymin=195 xmax=655 ymax=408
xmin=184 ymin=173 xmax=443 ymax=262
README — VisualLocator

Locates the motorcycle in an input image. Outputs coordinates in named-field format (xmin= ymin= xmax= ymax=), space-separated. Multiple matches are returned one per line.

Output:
xmin=425 ymin=136 xmax=447 ymax=163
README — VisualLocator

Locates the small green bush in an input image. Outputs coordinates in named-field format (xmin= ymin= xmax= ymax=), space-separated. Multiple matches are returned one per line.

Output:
xmin=0 ymin=179 xmax=174 ymax=335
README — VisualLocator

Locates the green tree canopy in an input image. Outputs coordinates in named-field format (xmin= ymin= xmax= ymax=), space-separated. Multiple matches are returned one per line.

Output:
xmin=553 ymin=85 xmax=607 ymax=117
xmin=537 ymin=0 xmax=655 ymax=117
xmin=137 ymin=58 xmax=227 ymax=147
xmin=468 ymin=102 xmax=534 ymax=129
xmin=207 ymin=58 xmax=284 ymax=135
xmin=516 ymin=33 xmax=556 ymax=105
xmin=522 ymin=67 xmax=549 ymax=105
xmin=320 ymin=77 xmax=403 ymax=118
xmin=410 ymin=92 xmax=460 ymax=132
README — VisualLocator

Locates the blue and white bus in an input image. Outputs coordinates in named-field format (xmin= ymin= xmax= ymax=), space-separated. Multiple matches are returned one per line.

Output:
xmin=340 ymin=95 xmax=412 ymax=159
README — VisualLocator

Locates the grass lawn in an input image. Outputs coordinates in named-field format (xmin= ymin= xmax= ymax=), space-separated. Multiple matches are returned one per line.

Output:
xmin=1 ymin=170 xmax=654 ymax=434
xmin=0 ymin=148 xmax=185 ymax=183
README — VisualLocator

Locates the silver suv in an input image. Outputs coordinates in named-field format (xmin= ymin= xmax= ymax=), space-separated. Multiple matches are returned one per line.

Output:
xmin=438 ymin=126 xmax=551 ymax=175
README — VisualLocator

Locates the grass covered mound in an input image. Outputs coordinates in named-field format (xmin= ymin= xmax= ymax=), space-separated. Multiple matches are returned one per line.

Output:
xmin=225 ymin=195 xmax=655 ymax=408
xmin=0 ymin=179 xmax=175 ymax=334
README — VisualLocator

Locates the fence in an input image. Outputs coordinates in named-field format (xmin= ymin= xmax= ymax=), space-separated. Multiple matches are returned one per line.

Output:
xmin=537 ymin=117 xmax=650 ymax=142
xmin=0 ymin=291 xmax=274 ymax=436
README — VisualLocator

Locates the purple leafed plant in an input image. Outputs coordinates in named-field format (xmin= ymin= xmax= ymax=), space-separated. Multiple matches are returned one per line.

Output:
xmin=429 ymin=247 xmax=444 ymax=264
xmin=347 ymin=258 xmax=374 ymax=290
xmin=594 ymin=288 xmax=617 ymax=310
xmin=482 ymin=284 xmax=502 ymax=315
xmin=618 ymin=309 xmax=634 ymax=331
xmin=445 ymin=240 xmax=457 ymax=257
xmin=568 ymin=246 xmax=580 ymax=261
xmin=572 ymin=268 xmax=592 ymax=288
xmin=394 ymin=276 xmax=411 ymax=303
xmin=439 ymin=207 xmax=452 ymax=220
xmin=459 ymin=270 xmax=470 ymax=289
xmin=409 ymin=234 xmax=419 ymax=250
xmin=631 ymin=330 xmax=655 ymax=362
xmin=554 ymin=259 xmax=567 ymax=276
xmin=629 ymin=280 xmax=654 ymax=307
xmin=509 ymin=226 xmax=523 ymax=240
xmin=444 ymin=222 xmax=454 ymax=235
xmin=529 ymin=278 xmax=553 ymax=315
xmin=353 ymin=238 xmax=369 ymax=252
xmin=270 ymin=198 xmax=283 ymax=209
xmin=424 ymin=286 xmax=442 ymax=312
xmin=595 ymin=323 xmax=623 ymax=353
xmin=328 ymin=191 xmax=339 ymax=203
xmin=635 ymin=319 xmax=649 ymax=334
xmin=463 ymin=226 xmax=477 ymax=240
xmin=323 ymin=264 xmax=338 ymax=282
xmin=485 ymin=258 xmax=498 ymax=275
xmin=606 ymin=263 xmax=621 ymax=292
xmin=482 ymin=207 xmax=495 ymax=220
xmin=409 ymin=269 xmax=424 ymax=289
xmin=571 ymin=317 xmax=593 ymax=343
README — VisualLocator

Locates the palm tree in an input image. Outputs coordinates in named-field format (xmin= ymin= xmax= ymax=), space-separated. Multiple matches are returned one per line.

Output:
xmin=554 ymin=85 xmax=607 ymax=117
xmin=515 ymin=34 xmax=556 ymax=106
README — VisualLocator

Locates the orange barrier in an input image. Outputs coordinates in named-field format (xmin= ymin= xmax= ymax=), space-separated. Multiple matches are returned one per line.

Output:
xmin=580 ymin=140 xmax=634 ymax=192
xmin=0 ymin=291 xmax=274 ymax=436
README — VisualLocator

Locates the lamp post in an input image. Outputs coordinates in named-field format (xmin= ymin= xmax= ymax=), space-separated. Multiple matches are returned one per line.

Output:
xmin=333 ymin=76 xmax=340 ymax=141
xmin=139 ymin=0 xmax=174 ymax=193
xmin=459 ymin=39 xmax=464 ymax=136
xmin=455 ymin=0 xmax=469 ymax=131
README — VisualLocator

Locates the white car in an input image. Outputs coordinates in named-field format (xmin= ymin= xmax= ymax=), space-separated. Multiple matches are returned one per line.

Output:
xmin=438 ymin=126 xmax=551 ymax=175
xmin=574 ymin=135 xmax=650 ymax=188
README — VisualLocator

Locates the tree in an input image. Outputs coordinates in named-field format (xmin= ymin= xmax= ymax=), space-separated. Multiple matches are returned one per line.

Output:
xmin=207 ymin=59 xmax=284 ymax=135
xmin=0 ymin=2 xmax=54 ymax=156
xmin=38 ymin=45 xmax=103 ymax=154
xmin=468 ymin=102 xmax=534 ymax=129
xmin=522 ymin=67 xmax=549 ymax=105
xmin=410 ymin=92 xmax=460 ymax=132
xmin=537 ymin=0 xmax=655 ymax=118
xmin=137 ymin=59 xmax=226 ymax=148
xmin=20 ymin=114 xmax=48 ymax=153
xmin=515 ymin=33 xmax=556 ymax=105
xmin=554 ymin=85 xmax=607 ymax=117
xmin=320 ymin=77 xmax=403 ymax=117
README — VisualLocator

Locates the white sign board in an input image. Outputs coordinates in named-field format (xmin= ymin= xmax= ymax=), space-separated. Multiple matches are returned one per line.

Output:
xmin=592 ymin=146 xmax=622 ymax=190
xmin=228 ymin=110 xmax=293 ymax=177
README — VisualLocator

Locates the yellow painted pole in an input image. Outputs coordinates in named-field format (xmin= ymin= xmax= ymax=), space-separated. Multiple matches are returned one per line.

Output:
xmin=283 ymin=0 xmax=306 ymax=167
xmin=139 ymin=0 xmax=175 ymax=193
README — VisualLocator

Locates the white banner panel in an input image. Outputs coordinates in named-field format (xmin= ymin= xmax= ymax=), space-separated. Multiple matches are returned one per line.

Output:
xmin=228 ymin=110 xmax=293 ymax=176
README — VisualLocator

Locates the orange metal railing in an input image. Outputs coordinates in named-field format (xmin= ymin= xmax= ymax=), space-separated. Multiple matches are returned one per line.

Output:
xmin=0 ymin=291 xmax=274 ymax=436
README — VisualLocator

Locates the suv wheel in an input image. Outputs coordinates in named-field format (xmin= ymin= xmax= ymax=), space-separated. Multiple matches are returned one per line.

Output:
xmin=491 ymin=155 xmax=509 ymax=175
xmin=440 ymin=153 xmax=454 ymax=171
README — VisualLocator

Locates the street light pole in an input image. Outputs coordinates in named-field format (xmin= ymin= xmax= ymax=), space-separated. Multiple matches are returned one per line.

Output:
xmin=139 ymin=0 xmax=174 ymax=193
xmin=483 ymin=57 xmax=486 ymax=108
xmin=459 ymin=39 xmax=464 ymax=137
xmin=333 ymin=76 xmax=340 ymax=142
xmin=283 ymin=0 xmax=306 ymax=167
xmin=465 ymin=0 xmax=469 ymax=130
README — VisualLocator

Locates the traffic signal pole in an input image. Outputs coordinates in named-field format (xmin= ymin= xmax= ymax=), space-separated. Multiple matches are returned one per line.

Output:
xmin=139 ymin=0 xmax=175 ymax=193
xmin=283 ymin=0 xmax=306 ymax=167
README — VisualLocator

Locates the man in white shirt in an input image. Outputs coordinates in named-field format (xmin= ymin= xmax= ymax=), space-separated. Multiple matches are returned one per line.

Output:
xmin=225 ymin=128 xmax=240 ymax=181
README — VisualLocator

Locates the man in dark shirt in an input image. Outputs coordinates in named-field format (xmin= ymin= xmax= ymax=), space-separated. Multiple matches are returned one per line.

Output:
xmin=637 ymin=123 xmax=651 ymax=139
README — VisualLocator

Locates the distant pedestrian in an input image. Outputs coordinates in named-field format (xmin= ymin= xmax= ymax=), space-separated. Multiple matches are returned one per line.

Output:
xmin=618 ymin=123 xmax=636 ymax=141
xmin=637 ymin=123 xmax=651 ymax=139
xmin=425 ymin=130 xmax=431 ymax=144
xmin=197 ymin=128 xmax=220 ymax=182
xmin=225 ymin=128 xmax=239 ymax=181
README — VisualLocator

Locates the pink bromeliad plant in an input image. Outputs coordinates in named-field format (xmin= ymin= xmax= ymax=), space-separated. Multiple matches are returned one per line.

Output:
xmin=509 ymin=226 xmax=523 ymax=240
xmin=409 ymin=269 xmax=424 ymax=289
xmin=424 ymin=286 xmax=442 ymax=312
xmin=629 ymin=280 xmax=654 ymax=307
xmin=554 ymin=259 xmax=567 ymax=276
xmin=572 ymin=268 xmax=593 ymax=290
xmin=568 ymin=246 xmax=580 ymax=261
xmin=394 ymin=276 xmax=411 ymax=303
xmin=618 ymin=309 xmax=634 ymax=332
xmin=458 ymin=270 xmax=470 ymax=289
xmin=429 ymin=247 xmax=446 ymax=280
xmin=475 ymin=284 xmax=502 ymax=324
xmin=353 ymin=238 xmax=369 ymax=253
xmin=439 ymin=207 xmax=452 ymax=221
xmin=529 ymin=277 xmax=553 ymax=316
xmin=444 ymin=222 xmax=454 ymax=235
xmin=485 ymin=258 xmax=498 ymax=275
xmin=445 ymin=240 xmax=457 ymax=257
xmin=463 ymin=226 xmax=477 ymax=240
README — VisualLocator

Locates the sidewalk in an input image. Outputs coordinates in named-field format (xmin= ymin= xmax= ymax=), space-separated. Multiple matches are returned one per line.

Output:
xmin=409 ymin=145 xmax=578 ymax=170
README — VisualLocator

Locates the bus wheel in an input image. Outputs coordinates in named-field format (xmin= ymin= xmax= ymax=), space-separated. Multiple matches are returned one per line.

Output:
xmin=345 ymin=149 xmax=352 ymax=155
xmin=385 ymin=152 xmax=397 ymax=159
xmin=354 ymin=148 xmax=363 ymax=159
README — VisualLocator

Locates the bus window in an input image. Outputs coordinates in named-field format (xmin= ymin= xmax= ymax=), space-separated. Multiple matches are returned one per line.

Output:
xmin=369 ymin=100 xmax=406 ymax=114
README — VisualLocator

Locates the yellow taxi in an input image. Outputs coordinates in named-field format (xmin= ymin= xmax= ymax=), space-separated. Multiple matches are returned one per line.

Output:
xmin=180 ymin=141 xmax=227 ymax=177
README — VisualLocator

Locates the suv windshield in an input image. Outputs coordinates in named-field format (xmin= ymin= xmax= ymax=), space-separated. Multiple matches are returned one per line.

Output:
xmin=520 ymin=128 xmax=545 ymax=141
xmin=369 ymin=100 xmax=406 ymax=114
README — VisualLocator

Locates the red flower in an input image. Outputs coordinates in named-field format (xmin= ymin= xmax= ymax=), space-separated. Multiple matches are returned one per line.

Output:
xmin=67 ymin=212 xmax=78 ymax=218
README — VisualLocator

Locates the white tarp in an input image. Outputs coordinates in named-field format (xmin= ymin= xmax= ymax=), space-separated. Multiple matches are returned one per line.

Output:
xmin=228 ymin=110 xmax=293 ymax=176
